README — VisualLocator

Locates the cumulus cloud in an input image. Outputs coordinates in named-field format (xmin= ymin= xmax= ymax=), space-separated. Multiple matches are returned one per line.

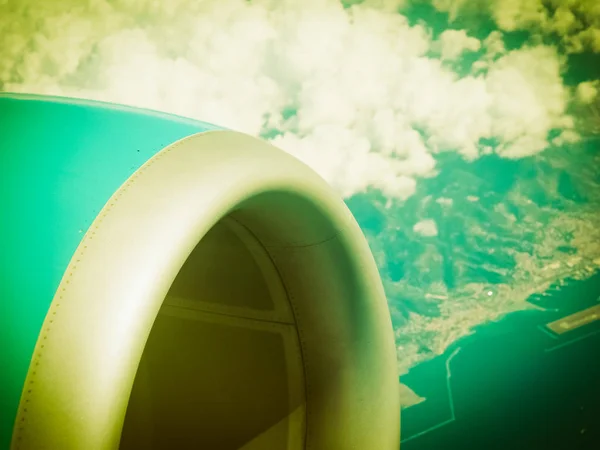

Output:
xmin=0 ymin=0 xmax=582 ymax=199
xmin=413 ymin=219 xmax=439 ymax=237
xmin=573 ymin=80 xmax=600 ymax=134
xmin=435 ymin=29 xmax=481 ymax=61
xmin=485 ymin=45 xmax=577 ymax=157
xmin=576 ymin=80 xmax=600 ymax=104
xmin=544 ymin=0 xmax=600 ymax=53
xmin=429 ymin=0 xmax=600 ymax=54
xmin=491 ymin=0 xmax=549 ymax=33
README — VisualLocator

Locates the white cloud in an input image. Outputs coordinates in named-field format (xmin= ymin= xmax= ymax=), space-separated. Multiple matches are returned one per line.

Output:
xmin=551 ymin=129 xmax=581 ymax=146
xmin=436 ymin=197 xmax=453 ymax=206
xmin=485 ymin=45 xmax=572 ymax=158
xmin=491 ymin=0 xmax=549 ymax=32
xmin=357 ymin=0 xmax=409 ymax=13
xmin=431 ymin=0 xmax=470 ymax=22
xmin=574 ymin=80 xmax=600 ymax=134
xmin=413 ymin=219 xmax=439 ymax=237
xmin=270 ymin=125 xmax=420 ymax=199
xmin=429 ymin=0 xmax=600 ymax=54
xmin=0 ymin=0 xmax=580 ymax=199
xmin=549 ymin=6 xmax=579 ymax=37
xmin=436 ymin=29 xmax=481 ymax=61
xmin=471 ymin=31 xmax=506 ymax=73
xmin=483 ymin=30 xmax=506 ymax=60
xmin=576 ymin=81 xmax=599 ymax=105
xmin=551 ymin=0 xmax=600 ymax=53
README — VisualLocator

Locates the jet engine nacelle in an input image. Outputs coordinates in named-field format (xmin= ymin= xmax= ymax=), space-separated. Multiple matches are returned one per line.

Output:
xmin=0 ymin=94 xmax=400 ymax=449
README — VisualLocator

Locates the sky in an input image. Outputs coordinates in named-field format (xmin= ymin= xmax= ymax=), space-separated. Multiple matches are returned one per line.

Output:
xmin=1 ymin=0 xmax=599 ymax=201
xmin=2 ymin=0 xmax=600 ymax=380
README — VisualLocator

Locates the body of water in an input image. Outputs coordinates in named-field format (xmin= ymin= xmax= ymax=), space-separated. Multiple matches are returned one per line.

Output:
xmin=400 ymin=271 xmax=600 ymax=449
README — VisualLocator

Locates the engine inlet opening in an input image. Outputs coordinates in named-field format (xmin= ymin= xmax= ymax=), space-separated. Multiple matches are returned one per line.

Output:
xmin=120 ymin=216 xmax=304 ymax=450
